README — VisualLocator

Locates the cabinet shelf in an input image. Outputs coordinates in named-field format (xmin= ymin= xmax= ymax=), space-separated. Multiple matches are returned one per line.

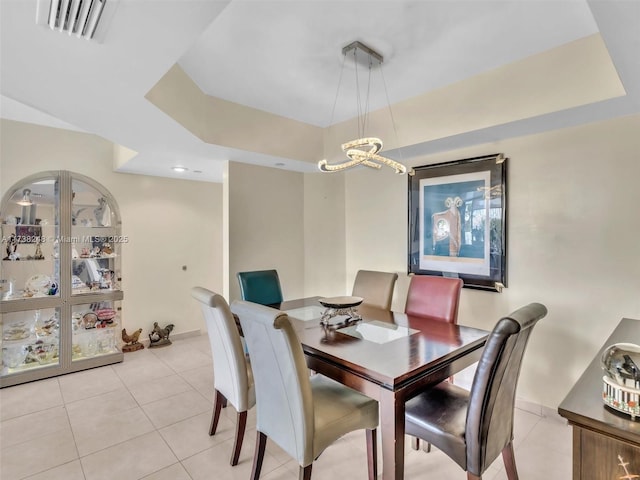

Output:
xmin=72 ymin=255 xmax=118 ymax=260
xmin=1 ymin=223 xmax=57 ymax=228
xmin=2 ymin=258 xmax=51 ymax=262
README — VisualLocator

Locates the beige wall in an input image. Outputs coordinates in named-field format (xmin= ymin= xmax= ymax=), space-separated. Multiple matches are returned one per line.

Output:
xmin=227 ymin=162 xmax=305 ymax=302
xmin=0 ymin=120 xmax=223 ymax=336
xmin=341 ymin=113 xmax=640 ymax=408
xmin=303 ymin=172 xmax=346 ymax=298
xmin=226 ymin=163 xmax=347 ymax=302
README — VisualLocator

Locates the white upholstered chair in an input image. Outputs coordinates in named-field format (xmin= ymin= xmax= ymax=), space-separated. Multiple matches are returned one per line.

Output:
xmin=191 ymin=287 xmax=255 ymax=466
xmin=231 ymin=300 xmax=379 ymax=480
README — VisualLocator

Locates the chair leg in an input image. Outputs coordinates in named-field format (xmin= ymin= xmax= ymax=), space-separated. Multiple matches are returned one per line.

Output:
xmin=250 ymin=431 xmax=267 ymax=480
xmin=230 ymin=411 xmax=248 ymax=466
xmin=365 ymin=428 xmax=377 ymax=480
xmin=502 ymin=442 xmax=519 ymax=480
xmin=411 ymin=436 xmax=432 ymax=453
xmin=410 ymin=436 xmax=420 ymax=450
xmin=299 ymin=464 xmax=312 ymax=480
xmin=209 ymin=389 xmax=226 ymax=436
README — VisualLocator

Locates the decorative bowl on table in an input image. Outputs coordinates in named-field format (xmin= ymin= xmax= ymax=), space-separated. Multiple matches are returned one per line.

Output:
xmin=601 ymin=342 xmax=640 ymax=419
xmin=318 ymin=296 xmax=363 ymax=327
xmin=318 ymin=296 xmax=364 ymax=309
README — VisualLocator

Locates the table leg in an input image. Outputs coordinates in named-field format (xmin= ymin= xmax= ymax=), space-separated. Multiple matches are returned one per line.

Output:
xmin=379 ymin=388 xmax=404 ymax=480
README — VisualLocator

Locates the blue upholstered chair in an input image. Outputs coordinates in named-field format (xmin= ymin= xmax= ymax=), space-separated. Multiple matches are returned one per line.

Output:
xmin=237 ymin=269 xmax=283 ymax=307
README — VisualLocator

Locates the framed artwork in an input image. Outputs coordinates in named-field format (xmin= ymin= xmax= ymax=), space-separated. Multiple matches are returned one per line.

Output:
xmin=408 ymin=154 xmax=507 ymax=292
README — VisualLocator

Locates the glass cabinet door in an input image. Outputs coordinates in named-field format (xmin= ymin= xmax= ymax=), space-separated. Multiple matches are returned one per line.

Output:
xmin=70 ymin=178 xmax=121 ymax=296
xmin=1 ymin=308 xmax=60 ymax=374
xmin=1 ymin=176 xmax=60 ymax=301
xmin=71 ymin=301 xmax=120 ymax=361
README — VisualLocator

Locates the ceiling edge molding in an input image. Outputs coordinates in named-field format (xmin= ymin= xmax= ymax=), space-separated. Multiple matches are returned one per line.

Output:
xmin=145 ymin=64 xmax=324 ymax=164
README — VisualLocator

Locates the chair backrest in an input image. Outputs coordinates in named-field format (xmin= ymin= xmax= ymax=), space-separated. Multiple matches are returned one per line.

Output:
xmin=404 ymin=275 xmax=463 ymax=323
xmin=351 ymin=270 xmax=398 ymax=310
xmin=191 ymin=287 xmax=252 ymax=412
xmin=231 ymin=300 xmax=314 ymax=465
xmin=465 ymin=302 xmax=548 ymax=475
xmin=237 ymin=269 xmax=283 ymax=306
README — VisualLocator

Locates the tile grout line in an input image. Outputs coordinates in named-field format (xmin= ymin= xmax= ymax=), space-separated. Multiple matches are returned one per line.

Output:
xmin=60 ymin=374 xmax=89 ymax=480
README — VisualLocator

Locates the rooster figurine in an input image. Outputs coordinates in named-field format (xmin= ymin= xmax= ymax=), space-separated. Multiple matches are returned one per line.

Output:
xmin=148 ymin=322 xmax=175 ymax=348
xmin=121 ymin=328 xmax=144 ymax=352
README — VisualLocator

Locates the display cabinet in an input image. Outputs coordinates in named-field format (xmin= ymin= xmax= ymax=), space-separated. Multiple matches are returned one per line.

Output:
xmin=1 ymin=171 xmax=123 ymax=387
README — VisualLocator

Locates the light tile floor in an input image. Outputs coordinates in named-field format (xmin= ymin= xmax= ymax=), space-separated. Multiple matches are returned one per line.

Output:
xmin=0 ymin=335 xmax=572 ymax=480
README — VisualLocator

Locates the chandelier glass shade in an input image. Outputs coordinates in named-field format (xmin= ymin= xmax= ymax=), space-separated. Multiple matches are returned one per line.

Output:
xmin=318 ymin=137 xmax=406 ymax=174
xmin=318 ymin=41 xmax=406 ymax=174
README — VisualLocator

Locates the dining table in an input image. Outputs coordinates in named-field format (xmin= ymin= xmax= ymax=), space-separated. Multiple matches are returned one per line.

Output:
xmin=272 ymin=296 xmax=489 ymax=480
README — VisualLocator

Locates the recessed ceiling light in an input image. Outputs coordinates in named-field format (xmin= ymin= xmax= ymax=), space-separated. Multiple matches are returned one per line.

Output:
xmin=172 ymin=166 xmax=188 ymax=173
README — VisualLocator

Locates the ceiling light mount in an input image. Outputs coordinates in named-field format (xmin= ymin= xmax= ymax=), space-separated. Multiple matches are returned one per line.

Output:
xmin=342 ymin=41 xmax=383 ymax=66
xmin=318 ymin=41 xmax=406 ymax=175
xmin=17 ymin=189 xmax=34 ymax=206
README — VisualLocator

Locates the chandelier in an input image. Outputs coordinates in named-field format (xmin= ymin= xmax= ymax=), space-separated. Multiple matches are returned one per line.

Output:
xmin=318 ymin=41 xmax=407 ymax=174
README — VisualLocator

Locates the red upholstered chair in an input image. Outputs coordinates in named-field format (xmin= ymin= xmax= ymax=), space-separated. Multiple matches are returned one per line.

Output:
xmin=404 ymin=275 xmax=463 ymax=323
xmin=404 ymin=275 xmax=463 ymax=451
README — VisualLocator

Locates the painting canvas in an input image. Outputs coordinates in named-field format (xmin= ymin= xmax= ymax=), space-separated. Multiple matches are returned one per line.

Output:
xmin=409 ymin=154 xmax=507 ymax=291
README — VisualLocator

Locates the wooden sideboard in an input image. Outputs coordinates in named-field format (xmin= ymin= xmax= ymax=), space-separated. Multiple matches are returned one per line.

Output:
xmin=558 ymin=318 xmax=640 ymax=480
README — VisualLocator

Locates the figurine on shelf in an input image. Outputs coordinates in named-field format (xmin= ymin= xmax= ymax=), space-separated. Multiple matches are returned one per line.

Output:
xmin=148 ymin=322 xmax=174 ymax=348
xmin=3 ymin=234 xmax=19 ymax=261
xmin=121 ymin=328 xmax=144 ymax=352
xmin=34 ymin=241 xmax=45 ymax=260
xmin=98 ymin=269 xmax=113 ymax=289
xmin=71 ymin=207 xmax=87 ymax=226
xmin=94 ymin=197 xmax=111 ymax=227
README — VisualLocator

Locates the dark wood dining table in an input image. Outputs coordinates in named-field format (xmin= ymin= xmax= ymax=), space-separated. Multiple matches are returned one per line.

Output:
xmin=275 ymin=297 xmax=489 ymax=480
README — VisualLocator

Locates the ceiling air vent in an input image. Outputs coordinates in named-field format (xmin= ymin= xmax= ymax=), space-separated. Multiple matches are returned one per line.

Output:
xmin=35 ymin=0 xmax=116 ymax=41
